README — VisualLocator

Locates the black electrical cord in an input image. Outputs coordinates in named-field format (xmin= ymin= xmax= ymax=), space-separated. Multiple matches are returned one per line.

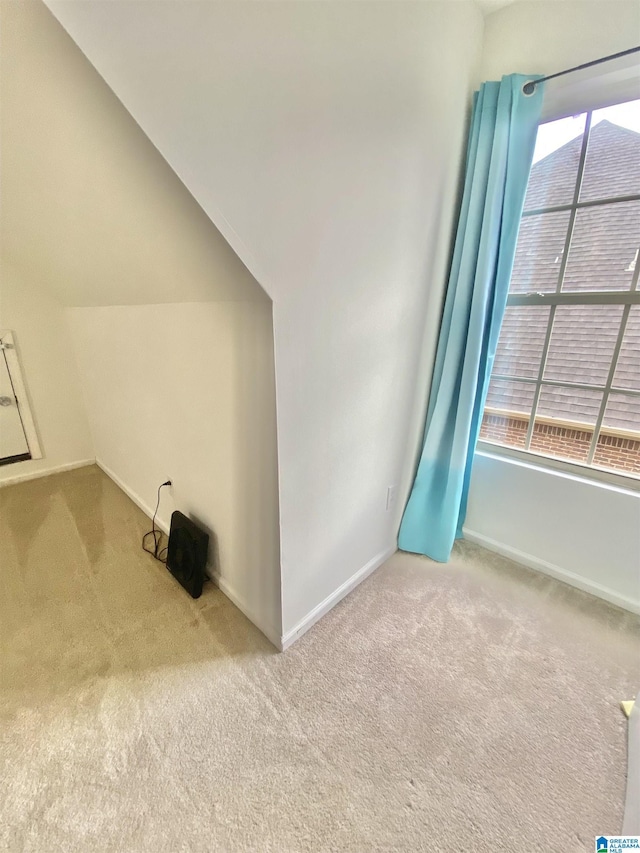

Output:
xmin=142 ymin=481 xmax=172 ymax=564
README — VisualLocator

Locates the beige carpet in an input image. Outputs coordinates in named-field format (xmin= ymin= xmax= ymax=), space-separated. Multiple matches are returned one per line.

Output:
xmin=1 ymin=465 xmax=638 ymax=852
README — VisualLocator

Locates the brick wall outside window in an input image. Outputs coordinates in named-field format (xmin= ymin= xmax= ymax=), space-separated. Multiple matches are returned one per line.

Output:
xmin=480 ymin=413 xmax=640 ymax=476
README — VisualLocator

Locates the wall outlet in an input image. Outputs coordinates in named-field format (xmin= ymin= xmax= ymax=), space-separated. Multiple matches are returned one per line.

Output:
xmin=386 ymin=485 xmax=397 ymax=513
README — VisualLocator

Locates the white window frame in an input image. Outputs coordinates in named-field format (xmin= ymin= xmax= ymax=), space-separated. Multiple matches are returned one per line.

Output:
xmin=0 ymin=330 xmax=42 ymax=462
xmin=477 ymin=101 xmax=640 ymax=492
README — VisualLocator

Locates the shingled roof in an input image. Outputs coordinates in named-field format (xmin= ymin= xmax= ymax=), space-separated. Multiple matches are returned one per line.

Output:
xmin=487 ymin=119 xmax=640 ymax=433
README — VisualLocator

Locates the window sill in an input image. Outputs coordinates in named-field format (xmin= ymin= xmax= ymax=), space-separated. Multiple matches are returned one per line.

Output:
xmin=475 ymin=441 xmax=640 ymax=495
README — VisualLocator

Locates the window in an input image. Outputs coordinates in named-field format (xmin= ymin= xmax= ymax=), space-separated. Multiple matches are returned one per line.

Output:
xmin=479 ymin=99 xmax=640 ymax=482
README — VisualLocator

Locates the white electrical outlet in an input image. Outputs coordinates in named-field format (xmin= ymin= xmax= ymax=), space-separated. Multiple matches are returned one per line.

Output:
xmin=386 ymin=485 xmax=397 ymax=512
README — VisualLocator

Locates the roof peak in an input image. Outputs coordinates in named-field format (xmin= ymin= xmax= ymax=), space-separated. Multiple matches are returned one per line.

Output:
xmin=590 ymin=118 xmax=639 ymax=137
xmin=532 ymin=117 xmax=640 ymax=168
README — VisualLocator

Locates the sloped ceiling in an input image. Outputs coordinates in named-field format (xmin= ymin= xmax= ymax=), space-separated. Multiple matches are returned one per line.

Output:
xmin=0 ymin=0 xmax=263 ymax=306
xmin=42 ymin=0 xmax=482 ymax=303
xmin=37 ymin=0 xmax=484 ymax=634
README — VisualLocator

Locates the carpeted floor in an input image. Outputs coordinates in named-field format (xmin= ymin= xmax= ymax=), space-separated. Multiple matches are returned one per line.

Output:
xmin=1 ymin=464 xmax=638 ymax=852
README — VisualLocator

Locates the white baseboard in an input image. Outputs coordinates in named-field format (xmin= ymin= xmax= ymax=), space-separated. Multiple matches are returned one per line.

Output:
xmin=463 ymin=528 xmax=640 ymax=615
xmin=96 ymin=460 xmax=396 ymax=649
xmin=96 ymin=458 xmax=282 ymax=648
xmin=280 ymin=544 xmax=397 ymax=651
xmin=96 ymin=458 xmax=171 ymax=534
xmin=0 ymin=458 xmax=95 ymax=488
xmin=210 ymin=571 xmax=281 ymax=650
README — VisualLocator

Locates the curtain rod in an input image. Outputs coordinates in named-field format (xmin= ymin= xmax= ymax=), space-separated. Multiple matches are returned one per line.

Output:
xmin=522 ymin=45 xmax=640 ymax=95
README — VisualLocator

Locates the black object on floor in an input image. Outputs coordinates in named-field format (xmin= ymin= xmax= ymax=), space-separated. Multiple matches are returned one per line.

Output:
xmin=166 ymin=511 xmax=209 ymax=599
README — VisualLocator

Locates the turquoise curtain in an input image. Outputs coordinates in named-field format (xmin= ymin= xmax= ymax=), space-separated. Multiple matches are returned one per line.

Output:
xmin=398 ymin=74 xmax=544 ymax=562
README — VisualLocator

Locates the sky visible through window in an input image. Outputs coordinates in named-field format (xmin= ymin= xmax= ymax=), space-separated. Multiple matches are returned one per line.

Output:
xmin=532 ymin=98 xmax=640 ymax=164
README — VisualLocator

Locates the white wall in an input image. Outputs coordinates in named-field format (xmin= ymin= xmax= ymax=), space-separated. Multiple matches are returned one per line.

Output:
xmin=0 ymin=260 xmax=94 ymax=484
xmin=2 ymin=0 xmax=281 ymax=642
xmin=465 ymin=453 xmax=640 ymax=613
xmin=7 ymin=0 xmax=635 ymax=637
xmin=480 ymin=1 xmax=640 ymax=83
xmin=45 ymin=0 xmax=485 ymax=641
xmin=67 ymin=301 xmax=281 ymax=642
xmin=1 ymin=0 xmax=260 ymax=308
xmin=465 ymin=0 xmax=640 ymax=614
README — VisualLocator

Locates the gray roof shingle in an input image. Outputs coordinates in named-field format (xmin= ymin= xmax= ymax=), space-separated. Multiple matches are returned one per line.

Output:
xmin=491 ymin=119 xmax=640 ymax=433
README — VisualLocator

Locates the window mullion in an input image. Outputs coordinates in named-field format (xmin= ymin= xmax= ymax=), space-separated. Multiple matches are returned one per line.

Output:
xmin=587 ymin=303 xmax=632 ymax=465
xmin=524 ymin=305 xmax=555 ymax=450
xmin=507 ymin=291 xmax=640 ymax=308
xmin=523 ymin=113 xmax=592 ymax=452
xmin=522 ymin=192 xmax=640 ymax=218
xmin=492 ymin=375 xmax=604 ymax=393
xmin=633 ymin=251 xmax=640 ymax=293
xmin=587 ymin=237 xmax=640 ymax=463
xmin=555 ymin=111 xmax=592 ymax=295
